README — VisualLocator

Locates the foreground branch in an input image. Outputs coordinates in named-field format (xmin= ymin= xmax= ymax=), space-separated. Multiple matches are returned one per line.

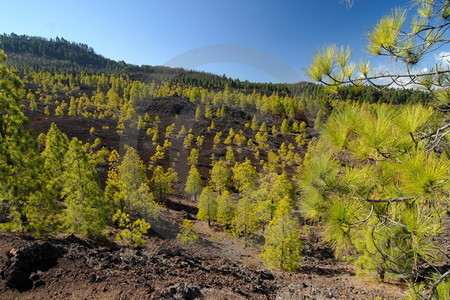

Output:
xmin=428 ymin=269 xmax=450 ymax=300
xmin=351 ymin=196 xmax=415 ymax=203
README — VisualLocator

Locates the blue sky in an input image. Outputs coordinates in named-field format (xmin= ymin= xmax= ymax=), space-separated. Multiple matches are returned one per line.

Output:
xmin=0 ymin=0 xmax=431 ymax=82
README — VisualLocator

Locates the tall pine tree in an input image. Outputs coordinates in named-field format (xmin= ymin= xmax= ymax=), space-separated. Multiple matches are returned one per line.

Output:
xmin=0 ymin=49 xmax=44 ymax=233
xmin=61 ymin=138 xmax=106 ymax=237
xmin=261 ymin=196 xmax=302 ymax=271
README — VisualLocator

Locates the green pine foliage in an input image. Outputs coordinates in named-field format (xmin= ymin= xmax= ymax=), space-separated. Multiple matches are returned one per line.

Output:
xmin=28 ymin=123 xmax=70 ymax=235
xmin=0 ymin=50 xmax=47 ymax=234
xmin=254 ymin=172 xmax=296 ymax=227
xmin=197 ymin=186 xmax=217 ymax=226
xmin=261 ymin=196 xmax=302 ymax=271
xmin=151 ymin=166 xmax=178 ymax=203
xmin=300 ymin=102 xmax=449 ymax=281
xmin=176 ymin=219 xmax=199 ymax=243
xmin=115 ymin=146 xmax=159 ymax=221
xmin=216 ymin=191 xmax=235 ymax=225
xmin=232 ymin=196 xmax=259 ymax=238
xmin=187 ymin=148 xmax=199 ymax=165
xmin=209 ymin=160 xmax=231 ymax=192
xmin=113 ymin=210 xmax=151 ymax=248
xmin=232 ymin=159 xmax=258 ymax=193
xmin=61 ymin=138 xmax=106 ymax=237
xmin=185 ymin=165 xmax=203 ymax=201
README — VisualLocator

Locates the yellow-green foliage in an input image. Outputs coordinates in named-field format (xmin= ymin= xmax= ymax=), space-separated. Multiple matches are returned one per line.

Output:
xmin=176 ymin=219 xmax=199 ymax=243
xmin=232 ymin=159 xmax=258 ymax=193
xmin=113 ymin=209 xmax=151 ymax=247
xmin=197 ymin=186 xmax=217 ymax=225
xmin=209 ymin=160 xmax=231 ymax=192
xmin=185 ymin=165 xmax=203 ymax=201
xmin=301 ymin=102 xmax=449 ymax=282
xmin=261 ymin=197 xmax=302 ymax=271
xmin=232 ymin=196 xmax=259 ymax=238
xmin=216 ymin=191 xmax=235 ymax=225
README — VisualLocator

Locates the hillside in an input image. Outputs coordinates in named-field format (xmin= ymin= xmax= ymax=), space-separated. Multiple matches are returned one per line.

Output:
xmin=0 ymin=33 xmax=293 ymax=92
xmin=0 ymin=33 xmax=432 ymax=101
xmin=0 ymin=34 xmax=448 ymax=300
xmin=0 ymin=53 xmax=410 ymax=300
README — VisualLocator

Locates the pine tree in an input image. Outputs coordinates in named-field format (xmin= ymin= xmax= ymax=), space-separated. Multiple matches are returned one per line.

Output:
xmin=117 ymin=146 xmax=146 ymax=211
xmin=116 ymin=146 xmax=158 ymax=220
xmin=151 ymin=166 xmax=178 ymax=203
xmin=104 ymin=150 xmax=121 ymax=215
xmin=301 ymin=103 xmax=449 ymax=284
xmin=209 ymin=160 xmax=231 ymax=192
xmin=183 ymin=133 xmax=195 ymax=148
xmin=177 ymin=219 xmax=199 ymax=243
xmin=185 ymin=165 xmax=203 ymax=201
xmin=41 ymin=123 xmax=69 ymax=196
xmin=61 ymin=138 xmax=106 ymax=236
xmin=250 ymin=116 xmax=259 ymax=131
xmin=232 ymin=159 xmax=258 ymax=193
xmin=0 ymin=50 xmax=44 ymax=233
xmin=255 ymin=172 xmax=296 ymax=227
xmin=194 ymin=106 xmax=202 ymax=119
xmin=216 ymin=191 xmax=235 ymax=225
xmin=195 ymin=135 xmax=204 ymax=148
xmin=261 ymin=196 xmax=301 ymax=271
xmin=232 ymin=196 xmax=259 ymax=238
xmin=213 ymin=131 xmax=222 ymax=147
xmin=225 ymin=146 xmax=236 ymax=163
xmin=280 ymin=119 xmax=290 ymax=134
xmin=29 ymin=123 xmax=70 ymax=235
xmin=188 ymin=148 xmax=199 ymax=165
xmin=197 ymin=186 xmax=217 ymax=226
xmin=113 ymin=210 xmax=151 ymax=248
xmin=304 ymin=3 xmax=450 ymax=294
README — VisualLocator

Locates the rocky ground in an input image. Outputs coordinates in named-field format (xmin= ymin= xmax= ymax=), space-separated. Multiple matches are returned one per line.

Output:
xmin=0 ymin=225 xmax=406 ymax=299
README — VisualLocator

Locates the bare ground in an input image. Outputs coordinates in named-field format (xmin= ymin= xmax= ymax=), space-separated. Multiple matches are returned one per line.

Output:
xmin=0 ymin=196 xmax=407 ymax=299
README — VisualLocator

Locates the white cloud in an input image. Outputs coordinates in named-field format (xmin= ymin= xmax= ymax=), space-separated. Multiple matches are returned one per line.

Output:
xmin=435 ymin=51 xmax=450 ymax=67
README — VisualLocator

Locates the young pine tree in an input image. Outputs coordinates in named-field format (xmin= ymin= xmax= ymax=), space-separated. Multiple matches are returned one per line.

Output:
xmin=176 ymin=219 xmax=199 ymax=243
xmin=232 ymin=159 xmax=258 ymax=193
xmin=30 ymin=123 xmax=70 ymax=235
xmin=41 ymin=123 xmax=70 ymax=197
xmin=104 ymin=150 xmax=121 ymax=214
xmin=61 ymin=138 xmax=106 ymax=237
xmin=0 ymin=50 xmax=46 ymax=234
xmin=151 ymin=166 xmax=178 ymax=203
xmin=261 ymin=196 xmax=302 ymax=271
xmin=185 ymin=165 xmax=203 ymax=201
xmin=197 ymin=186 xmax=217 ymax=226
xmin=232 ymin=196 xmax=259 ymax=238
xmin=116 ymin=146 xmax=158 ymax=220
xmin=209 ymin=160 xmax=231 ymax=192
xmin=216 ymin=191 xmax=235 ymax=225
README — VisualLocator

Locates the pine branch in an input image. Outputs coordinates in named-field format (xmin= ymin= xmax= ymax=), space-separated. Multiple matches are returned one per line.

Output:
xmin=421 ymin=123 xmax=450 ymax=140
xmin=324 ymin=69 xmax=450 ymax=89
xmin=351 ymin=196 xmax=415 ymax=203
xmin=428 ymin=269 xmax=450 ymax=300
xmin=348 ymin=203 xmax=374 ymax=226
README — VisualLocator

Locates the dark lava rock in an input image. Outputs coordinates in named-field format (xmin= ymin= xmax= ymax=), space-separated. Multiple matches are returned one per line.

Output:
xmin=0 ymin=241 xmax=66 ymax=291
xmin=256 ymin=269 xmax=275 ymax=280
xmin=168 ymin=282 xmax=204 ymax=300
xmin=141 ymin=97 xmax=196 ymax=116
